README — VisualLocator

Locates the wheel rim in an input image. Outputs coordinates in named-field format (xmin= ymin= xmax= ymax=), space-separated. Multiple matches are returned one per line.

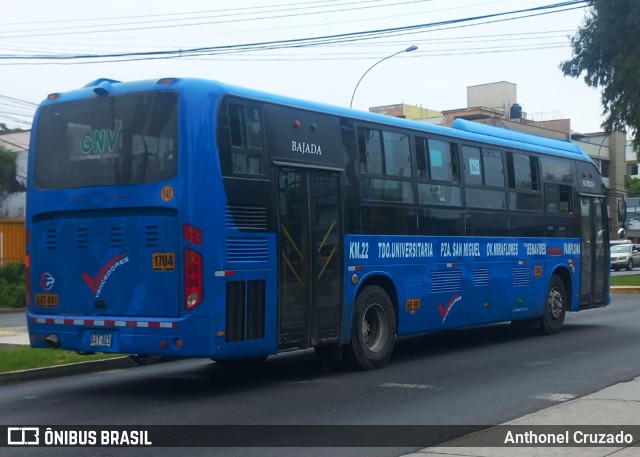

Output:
xmin=548 ymin=288 xmax=564 ymax=320
xmin=361 ymin=303 xmax=387 ymax=352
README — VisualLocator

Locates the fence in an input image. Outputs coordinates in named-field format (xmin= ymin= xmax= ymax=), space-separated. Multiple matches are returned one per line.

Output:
xmin=0 ymin=219 xmax=25 ymax=266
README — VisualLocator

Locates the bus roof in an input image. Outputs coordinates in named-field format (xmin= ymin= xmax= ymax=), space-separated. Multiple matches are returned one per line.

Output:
xmin=46 ymin=77 xmax=596 ymax=165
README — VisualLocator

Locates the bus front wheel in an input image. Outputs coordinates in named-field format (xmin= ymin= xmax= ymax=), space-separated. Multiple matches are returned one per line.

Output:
xmin=347 ymin=285 xmax=396 ymax=370
xmin=540 ymin=275 xmax=566 ymax=335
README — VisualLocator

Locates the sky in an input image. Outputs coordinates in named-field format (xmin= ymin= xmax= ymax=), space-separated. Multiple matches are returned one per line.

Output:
xmin=0 ymin=0 xmax=605 ymax=134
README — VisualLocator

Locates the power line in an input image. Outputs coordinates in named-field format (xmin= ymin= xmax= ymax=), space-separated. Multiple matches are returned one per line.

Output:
xmin=0 ymin=95 xmax=38 ymax=107
xmin=0 ymin=0 xmax=351 ymax=26
xmin=0 ymin=1 xmax=589 ymax=64
xmin=0 ymin=0 xmax=431 ymax=39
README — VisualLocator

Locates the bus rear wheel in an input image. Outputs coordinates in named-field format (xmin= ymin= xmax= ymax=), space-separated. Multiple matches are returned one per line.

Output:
xmin=540 ymin=275 xmax=566 ymax=335
xmin=347 ymin=285 xmax=396 ymax=370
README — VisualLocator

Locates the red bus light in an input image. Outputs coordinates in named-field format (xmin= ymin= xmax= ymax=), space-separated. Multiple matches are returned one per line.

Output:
xmin=157 ymin=78 xmax=178 ymax=85
xmin=183 ymin=224 xmax=202 ymax=245
xmin=25 ymin=252 xmax=31 ymax=307
xmin=184 ymin=248 xmax=203 ymax=311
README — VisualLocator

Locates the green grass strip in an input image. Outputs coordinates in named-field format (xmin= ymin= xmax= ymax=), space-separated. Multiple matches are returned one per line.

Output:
xmin=0 ymin=346 xmax=121 ymax=373
xmin=610 ymin=274 xmax=640 ymax=287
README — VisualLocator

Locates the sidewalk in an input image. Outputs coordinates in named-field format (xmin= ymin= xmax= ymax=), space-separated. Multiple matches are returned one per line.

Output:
xmin=0 ymin=307 xmax=28 ymax=346
xmin=0 ymin=327 xmax=29 ymax=345
xmin=401 ymin=376 xmax=640 ymax=456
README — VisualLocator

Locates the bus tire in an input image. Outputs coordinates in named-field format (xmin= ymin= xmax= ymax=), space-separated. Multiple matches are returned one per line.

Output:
xmin=540 ymin=275 xmax=566 ymax=335
xmin=347 ymin=285 xmax=396 ymax=370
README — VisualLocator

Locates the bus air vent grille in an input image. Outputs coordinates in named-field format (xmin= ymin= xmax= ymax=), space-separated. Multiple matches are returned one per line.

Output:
xmin=431 ymin=270 xmax=462 ymax=293
xmin=110 ymin=226 xmax=123 ymax=248
xmin=145 ymin=225 xmax=160 ymax=248
xmin=473 ymin=268 xmax=491 ymax=287
xmin=513 ymin=267 xmax=531 ymax=286
xmin=225 ymin=205 xmax=268 ymax=231
xmin=76 ymin=227 xmax=89 ymax=250
xmin=45 ymin=229 xmax=57 ymax=250
xmin=227 ymin=237 xmax=269 ymax=262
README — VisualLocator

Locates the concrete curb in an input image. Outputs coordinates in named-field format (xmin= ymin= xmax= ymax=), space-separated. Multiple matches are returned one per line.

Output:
xmin=0 ymin=354 xmax=173 ymax=385
xmin=0 ymin=307 xmax=25 ymax=314
xmin=0 ymin=356 xmax=139 ymax=385
xmin=610 ymin=286 xmax=640 ymax=294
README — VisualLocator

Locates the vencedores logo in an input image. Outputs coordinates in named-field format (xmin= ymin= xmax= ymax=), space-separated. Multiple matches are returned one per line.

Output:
xmin=438 ymin=294 xmax=462 ymax=323
xmin=82 ymin=254 xmax=130 ymax=298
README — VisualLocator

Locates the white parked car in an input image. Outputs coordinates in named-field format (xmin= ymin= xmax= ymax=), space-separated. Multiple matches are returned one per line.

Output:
xmin=610 ymin=244 xmax=640 ymax=271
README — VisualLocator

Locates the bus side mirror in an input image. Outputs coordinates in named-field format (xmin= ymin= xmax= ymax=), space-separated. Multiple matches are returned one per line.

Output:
xmin=617 ymin=227 xmax=626 ymax=240
xmin=618 ymin=200 xmax=627 ymax=224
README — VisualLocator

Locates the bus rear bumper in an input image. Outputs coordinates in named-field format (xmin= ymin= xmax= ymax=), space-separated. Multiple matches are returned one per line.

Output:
xmin=26 ymin=313 xmax=213 ymax=357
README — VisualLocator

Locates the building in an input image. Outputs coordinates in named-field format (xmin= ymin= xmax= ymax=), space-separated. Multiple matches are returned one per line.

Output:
xmin=626 ymin=140 xmax=639 ymax=181
xmin=369 ymin=103 xmax=442 ymax=122
xmin=0 ymin=129 xmax=29 ymax=265
xmin=0 ymin=130 xmax=28 ymax=219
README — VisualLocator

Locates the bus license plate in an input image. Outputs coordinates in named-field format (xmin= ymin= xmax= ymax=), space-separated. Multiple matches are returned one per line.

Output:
xmin=35 ymin=293 xmax=59 ymax=307
xmin=152 ymin=252 xmax=175 ymax=271
xmin=90 ymin=332 xmax=112 ymax=348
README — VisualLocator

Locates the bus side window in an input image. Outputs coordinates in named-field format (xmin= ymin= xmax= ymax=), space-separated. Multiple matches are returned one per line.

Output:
xmin=462 ymin=145 xmax=505 ymax=209
xmin=507 ymin=152 xmax=542 ymax=211
xmin=358 ymin=128 xmax=383 ymax=175
xmin=226 ymin=102 xmax=265 ymax=175
xmin=357 ymin=126 xmax=413 ymax=203
xmin=545 ymin=183 xmax=572 ymax=213
xmin=416 ymin=137 xmax=461 ymax=207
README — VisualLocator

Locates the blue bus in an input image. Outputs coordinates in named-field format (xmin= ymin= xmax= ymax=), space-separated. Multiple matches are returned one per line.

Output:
xmin=26 ymin=77 xmax=620 ymax=369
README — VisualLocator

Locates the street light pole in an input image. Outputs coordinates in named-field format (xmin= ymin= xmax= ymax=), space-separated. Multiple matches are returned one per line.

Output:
xmin=349 ymin=45 xmax=418 ymax=109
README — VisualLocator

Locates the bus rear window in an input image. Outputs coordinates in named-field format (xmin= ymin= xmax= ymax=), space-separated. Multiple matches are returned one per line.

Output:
xmin=34 ymin=92 xmax=178 ymax=189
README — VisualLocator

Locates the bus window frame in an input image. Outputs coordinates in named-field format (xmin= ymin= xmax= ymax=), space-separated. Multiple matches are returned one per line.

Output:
xmin=219 ymin=97 xmax=267 ymax=178
xmin=415 ymin=134 xmax=462 ymax=208
xmin=506 ymin=150 xmax=543 ymax=212
xmin=355 ymin=123 xmax=415 ymax=205
xmin=461 ymin=143 xmax=507 ymax=210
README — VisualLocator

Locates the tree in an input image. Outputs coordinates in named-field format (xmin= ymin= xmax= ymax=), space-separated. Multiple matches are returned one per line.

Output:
xmin=561 ymin=0 xmax=640 ymax=156
xmin=0 ymin=146 xmax=18 ymax=193
xmin=625 ymin=175 xmax=640 ymax=197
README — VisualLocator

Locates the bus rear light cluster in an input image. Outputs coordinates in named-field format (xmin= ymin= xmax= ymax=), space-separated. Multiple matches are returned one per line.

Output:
xmin=184 ymin=248 xmax=203 ymax=310
xmin=25 ymin=231 xmax=31 ymax=307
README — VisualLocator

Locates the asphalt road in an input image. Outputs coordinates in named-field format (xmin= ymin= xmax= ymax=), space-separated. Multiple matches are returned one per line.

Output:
xmin=611 ymin=268 xmax=640 ymax=277
xmin=2 ymin=294 xmax=639 ymax=457
xmin=0 ymin=311 xmax=26 ymax=328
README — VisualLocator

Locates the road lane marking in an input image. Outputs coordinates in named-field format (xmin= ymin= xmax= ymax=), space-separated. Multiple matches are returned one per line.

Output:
xmin=380 ymin=383 xmax=435 ymax=390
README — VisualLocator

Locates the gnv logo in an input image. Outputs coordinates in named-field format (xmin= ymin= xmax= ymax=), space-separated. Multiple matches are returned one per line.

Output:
xmin=39 ymin=273 xmax=55 ymax=291
xmin=8 ymin=427 xmax=40 ymax=445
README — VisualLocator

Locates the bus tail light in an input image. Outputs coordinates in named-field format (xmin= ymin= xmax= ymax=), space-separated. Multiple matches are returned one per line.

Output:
xmin=184 ymin=249 xmax=203 ymax=311
xmin=25 ymin=232 xmax=31 ymax=307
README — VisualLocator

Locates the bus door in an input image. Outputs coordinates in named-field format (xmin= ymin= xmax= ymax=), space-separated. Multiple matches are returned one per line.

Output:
xmin=579 ymin=195 xmax=608 ymax=308
xmin=276 ymin=167 xmax=343 ymax=349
